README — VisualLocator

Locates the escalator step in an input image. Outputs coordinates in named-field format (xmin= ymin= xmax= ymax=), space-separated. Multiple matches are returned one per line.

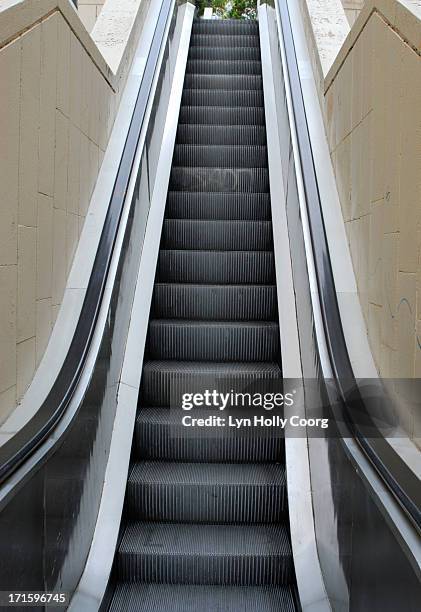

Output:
xmin=109 ymin=584 xmax=295 ymax=612
xmin=134 ymin=408 xmax=284 ymax=463
xmin=179 ymin=106 xmax=265 ymax=126
xmin=126 ymin=462 xmax=287 ymax=523
xmin=109 ymin=17 xmax=299 ymax=607
xmin=181 ymin=89 xmax=264 ymax=108
xmin=189 ymin=46 xmax=261 ymax=61
xmin=140 ymin=360 xmax=281 ymax=407
xmin=190 ymin=34 xmax=260 ymax=48
xmin=117 ymin=522 xmax=293 ymax=585
xmin=157 ymin=250 xmax=275 ymax=284
xmin=161 ymin=220 xmax=272 ymax=250
xmin=176 ymin=124 xmax=266 ymax=146
xmin=166 ymin=192 xmax=271 ymax=220
xmin=192 ymin=20 xmax=259 ymax=36
xmin=170 ymin=166 xmax=269 ymax=192
xmin=152 ymin=284 xmax=277 ymax=320
xmin=184 ymin=74 xmax=263 ymax=90
xmin=173 ymin=145 xmax=267 ymax=168
xmin=186 ymin=59 xmax=262 ymax=75
xmin=147 ymin=320 xmax=280 ymax=362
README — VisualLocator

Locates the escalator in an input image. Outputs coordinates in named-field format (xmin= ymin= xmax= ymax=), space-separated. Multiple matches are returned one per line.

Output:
xmin=0 ymin=2 xmax=420 ymax=610
xmin=107 ymin=18 xmax=298 ymax=612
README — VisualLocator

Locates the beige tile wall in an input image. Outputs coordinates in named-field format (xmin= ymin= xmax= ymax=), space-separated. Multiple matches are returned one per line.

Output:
xmin=0 ymin=7 xmax=128 ymax=420
xmin=323 ymin=5 xmax=421 ymax=442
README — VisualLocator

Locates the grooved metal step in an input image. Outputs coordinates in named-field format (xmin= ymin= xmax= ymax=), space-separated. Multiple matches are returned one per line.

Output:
xmin=181 ymin=89 xmax=264 ymax=108
xmin=190 ymin=35 xmax=260 ymax=48
xmin=173 ymin=145 xmax=267 ymax=168
xmin=184 ymin=74 xmax=263 ymax=90
xmin=165 ymin=192 xmax=271 ymax=220
xmin=170 ymin=167 xmax=269 ymax=192
xmin=134 ymin=408 xmax=285 ymax=463
xmin=126 ymin=462 xmax=287 ymax=523
xmin=176 ymin=124 xmax=266 ymax=146
xmin=179 ymin=106 xmax=265 ymax=126
xmin=117 ymin=523 xmax=293 ymax=585
xmin=189 ymin=46 xmax=261 ymax=61
xmin=157 ymin=250 xmax=275 ymax=284
xmin=192 ymin=20 xmax=259 ymax=35
xmin=151 ymin=284 xmax=277 ymax=320
xmin=140 ymin=361 xmax=282 ymax=407
xmin=147 ymin=320 xmax=280 ymax=362
xmin=109 ymin=583 xmax=296 ymax=612
xmin=186 ymin=59 xmax=262 ymax=75
xmin=161 ymin=220 xmax=272 ymax=250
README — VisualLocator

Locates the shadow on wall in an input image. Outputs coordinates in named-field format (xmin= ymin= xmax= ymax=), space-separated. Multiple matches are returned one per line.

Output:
xmin=196 ymin=0 xmax=257 ymax=19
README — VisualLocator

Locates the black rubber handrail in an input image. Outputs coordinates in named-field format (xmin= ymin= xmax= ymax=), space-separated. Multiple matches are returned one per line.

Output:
xmin=276 ymin=0 xmax=421 ymax=530
xmin=0 ymin=0 xmax=174 ymax=485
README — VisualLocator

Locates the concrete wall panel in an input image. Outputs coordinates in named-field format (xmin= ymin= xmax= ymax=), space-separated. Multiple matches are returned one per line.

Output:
xmin=0 ymin=0 xmax=150 ymax=418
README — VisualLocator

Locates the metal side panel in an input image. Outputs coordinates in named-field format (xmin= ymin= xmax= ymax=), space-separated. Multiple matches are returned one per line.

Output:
xmin=258 ymin=4 xmax=330 ymax=611
xmin=68 ymin=4 xmax=196 ymax=610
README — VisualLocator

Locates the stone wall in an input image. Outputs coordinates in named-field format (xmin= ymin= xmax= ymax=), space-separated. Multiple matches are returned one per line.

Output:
xmin=79 ymin=0 xmax=106 ymax=32
xmin=0 ymin=0 xmax=149 ymax=421
xmin=297 ymin=0 xmax=349 ymax=109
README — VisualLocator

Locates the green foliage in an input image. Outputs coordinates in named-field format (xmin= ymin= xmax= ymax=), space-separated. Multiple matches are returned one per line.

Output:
xmin=196 ymin=0 xmax=257 ymax=19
